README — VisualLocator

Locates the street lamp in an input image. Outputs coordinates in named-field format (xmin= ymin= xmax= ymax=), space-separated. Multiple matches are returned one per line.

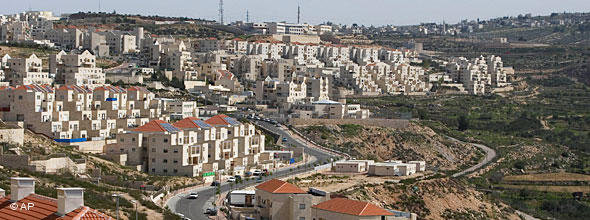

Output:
xmin=111 ymin=193 xmax=120 ymax=220
xmin=131 ymin=200 xmax=138 ymax=220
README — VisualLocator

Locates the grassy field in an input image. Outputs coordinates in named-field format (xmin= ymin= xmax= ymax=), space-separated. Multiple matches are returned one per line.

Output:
xmin=504 ymin=172 xmax=590 ymax=182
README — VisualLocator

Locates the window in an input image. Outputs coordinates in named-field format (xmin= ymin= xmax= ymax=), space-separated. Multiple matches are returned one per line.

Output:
xmin=151 ymin=158 xmax=155 ymax=162
xmin=120 ymin=138 xmax=124 ymax=142
xmin=299 ymin=218 xmax=305 ymax=220
xmin=151 ymin=168 xmax=155 ymax=172
xmin=163 ymin=149 xmax=168 ymax=153
xmin=173 ymin=149 xmax=178 ymax=153
xmin=131 ymin=148 xmax=136 ymax=152
xmin=163 ymin=159 xmax=168 ymax=163
xmin=164 ymin=138 xmax=168 ymax=143
xmin=299 ymin=204 xmax=305 ymax=209
xmin=173 ymin=160 xmax=178 ymax=164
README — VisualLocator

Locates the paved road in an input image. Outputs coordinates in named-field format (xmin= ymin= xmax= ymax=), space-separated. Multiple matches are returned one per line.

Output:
xmin=168 ymin=121 xmax=335 ymax=220
xmin=449 ymin=136 xmax=497 ymax=177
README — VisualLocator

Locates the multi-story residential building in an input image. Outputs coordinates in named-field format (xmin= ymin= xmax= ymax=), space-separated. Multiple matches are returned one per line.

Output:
xmin=4 ymin=54 xmax=53 ymax=86
xmin=44 ymin=28 xmax=84 ymax=50
xmin=0 ymin=21 xmax=30 ymax=42
xmin=291 ymin=100 xmax=370 ymax=119
xmin=445 ymin=55 xmax=510 ymax=95
xmin=197 ymin=38 xmax=228 ymax=52
xmin=255 ymin=179 xmax=314 ymax=220
xmin=254 ymin=179 xmax=402 ymax=220
xmin=50 ymin=50 xmax=106 ymax=88
xmin=0 ymin=85 xmax=163 ymax=148
xmin=110 ymin=114 xmax=264 ymax=176
xmin=204 ymin=114 xmax=264 ymax=170
xmin=267 ymin=22 xmax=306 ymax=35
xmin=164 ymin=100 xmax=199 ymax=120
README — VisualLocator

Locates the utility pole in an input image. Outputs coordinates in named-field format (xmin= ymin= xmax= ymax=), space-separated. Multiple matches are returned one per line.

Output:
xmin=246 ymin=10 xmax=249 ymax=23
xmin=297 ymin=5 xmax=300 ymax=24
xmin=218 ymin=0 xmax=224 ymax=25
xmin=112 ymin=194 xmax=120 ymax=220
xmin=98 ymin=0 xmax=101 ymax=12
xmin=131 ymin=200 xmax=138 ymax=220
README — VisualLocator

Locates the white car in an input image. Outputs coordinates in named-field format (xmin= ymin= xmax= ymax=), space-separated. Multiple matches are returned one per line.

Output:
xmin=227 ymin=176 xmax=236 ymax=182
xmin=186 ymin=192 xmax=199 ymax=199
xmin=253 ymin=170 xmax=262 ymax=176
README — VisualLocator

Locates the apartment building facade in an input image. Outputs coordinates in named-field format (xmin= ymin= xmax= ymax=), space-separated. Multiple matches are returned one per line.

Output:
xmin=110 ymin=114 xmax=265 ymax=177
xmin=50 ymin=50 xmax=106 ymax=88
xmin=0 ymin=85 xmax=164 ymax=144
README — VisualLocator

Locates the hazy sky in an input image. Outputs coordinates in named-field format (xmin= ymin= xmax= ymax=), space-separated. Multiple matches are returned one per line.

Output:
xmin=3 ymin=0 xmax=590 ymax=26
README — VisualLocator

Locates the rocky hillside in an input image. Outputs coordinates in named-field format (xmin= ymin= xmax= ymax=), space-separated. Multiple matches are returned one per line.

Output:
xmin=297 ymin=123 xmax=482 ymax=170
xmin=341 ymin=178 xmax=520 ymax=220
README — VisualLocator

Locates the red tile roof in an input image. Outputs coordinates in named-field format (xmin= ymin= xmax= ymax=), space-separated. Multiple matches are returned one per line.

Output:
xmin=93 ymin=86 xmax=126 ymax=93
xmin=14 ymin=85 xmax=54 ymax=93
xmin=204 ymin=114 xmax=239 ymax=126
xmin=0 ymin=194 xmax=112 ymax=220
xmin=255 ymin=179 xmax=306 ymax=194
xmin=56 ymin=85 xmax=92 ymax=93
xmin=215 ymin=70 xmax=234 ymax=81
xmin=126 ymin=86 xmax=149 ymax=93
xmin=133 ymin=120 xmax=179 ymax=132
xmin=172 ymin=117 xmax=211 ymax=129
xmin=312 ymin=198 xmax=393 ymax=216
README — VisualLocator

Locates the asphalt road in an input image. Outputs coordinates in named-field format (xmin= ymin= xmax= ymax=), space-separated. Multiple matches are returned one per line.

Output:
xmin=448 ymin=136 xmax=497 ymax=177
xmin=168 ymin=120 xmax=335 ymax=220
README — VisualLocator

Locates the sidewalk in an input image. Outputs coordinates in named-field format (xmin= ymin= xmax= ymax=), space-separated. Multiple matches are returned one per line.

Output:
xmin=210 ymin=192 xmax=228 ymax=220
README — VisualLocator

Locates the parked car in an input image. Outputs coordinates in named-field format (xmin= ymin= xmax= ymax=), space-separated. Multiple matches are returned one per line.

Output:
xmin=210 ymin=181 xmax=220 ymax=186
xmin=282 ymin=137 xmax=288 ymax=142
xmin=234 ymin=175 xmax=242 ymax=180
xmin=186 ymin=192 xmax=199 ymax=199
xmin=244 ymin=171 xmax=252 ymax=177
xmin=253 ymin=170 xmax=262 ymax=176
xmin=256 ymin=177 xmax=263 ymax=183
xmin=227 ymin=176 xmax=236 ymax=182
xmin=205 ymin=208 xmax=218 ymax=216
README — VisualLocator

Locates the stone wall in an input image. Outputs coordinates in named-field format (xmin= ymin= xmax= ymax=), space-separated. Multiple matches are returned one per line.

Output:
xmin=70 ymin=140 xmax=106 ymax=153
xmin=289 ymin=118 xmax=409 ymax=129
xmin=0 ymin=127 xmax=24 ymax=145
xmin=0 ymin=154 xmax=32 ymax=170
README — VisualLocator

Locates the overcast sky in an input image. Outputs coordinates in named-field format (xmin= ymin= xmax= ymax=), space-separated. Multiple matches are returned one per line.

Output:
xmin=3 ymin=0 xmax=590 ymax=26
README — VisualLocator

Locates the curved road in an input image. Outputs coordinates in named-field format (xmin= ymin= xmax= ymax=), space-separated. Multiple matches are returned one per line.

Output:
xmin=448 ymin=136 xmax=497 ymax=177
xmin=168 ymin=121 xmax=335 ymax=220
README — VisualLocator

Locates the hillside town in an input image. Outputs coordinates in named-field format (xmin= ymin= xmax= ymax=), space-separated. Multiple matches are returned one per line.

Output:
xmin=0 ymin=2 xmax=589 ymax=220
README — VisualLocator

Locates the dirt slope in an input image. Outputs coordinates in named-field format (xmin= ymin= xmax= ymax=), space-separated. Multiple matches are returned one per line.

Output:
xmin=298 ymin=123 xmax=481 ymax=170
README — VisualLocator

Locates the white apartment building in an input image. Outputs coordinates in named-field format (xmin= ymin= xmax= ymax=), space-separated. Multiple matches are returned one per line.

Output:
xmin=0 ymin=85 xmax=164 ymax=145
xmin=445 ymin=55 xmax=509 ymax=95
xmin=111 ymin=114 xmax=265 ymax=177
xmin=4 ymin=54 xmax=53 ymax=86
xmin=50 ymin=50 xmax=106 ymax=88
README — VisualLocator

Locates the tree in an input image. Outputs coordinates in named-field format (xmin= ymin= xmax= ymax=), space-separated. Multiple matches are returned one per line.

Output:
xmin=457 ymin=114 xmax=470 ymax=131
xmin=170 ymin=77 xmax=185 ymax=90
